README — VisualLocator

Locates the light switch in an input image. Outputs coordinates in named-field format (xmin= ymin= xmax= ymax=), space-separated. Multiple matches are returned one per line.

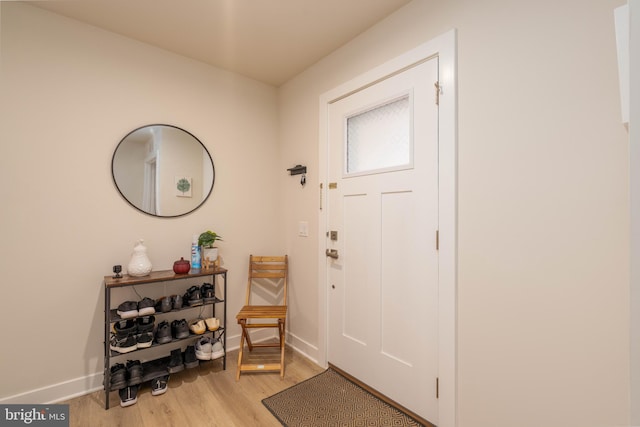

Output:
xmin=298 ymin=221 xmax=309 ymax=237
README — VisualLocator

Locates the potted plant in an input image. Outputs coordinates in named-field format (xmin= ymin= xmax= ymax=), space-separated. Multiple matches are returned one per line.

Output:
xmin=198 ymin=230 xmax=223 ymax=265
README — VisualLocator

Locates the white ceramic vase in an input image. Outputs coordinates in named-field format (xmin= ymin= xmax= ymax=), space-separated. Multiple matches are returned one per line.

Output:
xmin=127 ymin=239 xmax=153 ymax=277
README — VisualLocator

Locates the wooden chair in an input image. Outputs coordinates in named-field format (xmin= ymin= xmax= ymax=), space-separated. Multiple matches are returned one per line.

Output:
xmin=236 ymin=255 xmax=288 ymax=380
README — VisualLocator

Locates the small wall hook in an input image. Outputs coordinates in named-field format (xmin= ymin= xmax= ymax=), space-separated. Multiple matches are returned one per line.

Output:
xmin=287 ymin=164 xmax=307 ymax=175
xmin=287 ymin=164 xmax=307 ymax=187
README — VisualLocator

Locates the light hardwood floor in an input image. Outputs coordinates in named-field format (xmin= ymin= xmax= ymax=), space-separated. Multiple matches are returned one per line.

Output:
xmin=63 ymin=346 xmax=323 ymax=427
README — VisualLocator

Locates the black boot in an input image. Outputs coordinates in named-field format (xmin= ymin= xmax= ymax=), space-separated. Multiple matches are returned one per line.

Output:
xmin=167 ymin=348 xmax=184 ymax=374
xmin=126 ymin=359 xmax=143 ymax=386
xmin=184 ymin=345 xmax=199 ymax=369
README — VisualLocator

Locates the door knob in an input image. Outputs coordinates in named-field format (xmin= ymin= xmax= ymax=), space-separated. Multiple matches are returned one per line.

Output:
xmin=325 ymin=249 xmax=339 ymax=259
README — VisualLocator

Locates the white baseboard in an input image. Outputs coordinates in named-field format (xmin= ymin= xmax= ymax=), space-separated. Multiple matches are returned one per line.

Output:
xmin=0 ymin=329 xmax=317 ymax=405
xmin=0 ymin=372 xmax=104 ymax=405
xmin=286 ymin=330 xmax=320 ymax=365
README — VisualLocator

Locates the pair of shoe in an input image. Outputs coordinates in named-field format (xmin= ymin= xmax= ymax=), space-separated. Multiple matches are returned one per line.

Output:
xmin=116 ymin=298 xmax=156 ymax=319
xmin=194 ymin=336 xmax=225 ymax=360
xmin=182 ymin=282 xmax=220 ymax=308
xmin=110 ymin=334 xmax=153 ymax=353
xmin=188 ymin=318 xmax=219 ymax=334
xmin=153 ymin=319 xmax=189 ymax=344
xmin=114 ymin=316 xmax=155 ymax=332
xmin=155 ymin=295 xmax=183 ymax=313
xmin=168 ymin=345 xmax=199 ymax=373
xmin=110 ymin=317 xmax=155 ymax=353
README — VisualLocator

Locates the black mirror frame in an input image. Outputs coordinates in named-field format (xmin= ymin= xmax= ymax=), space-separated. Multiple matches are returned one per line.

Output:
xmin=111 ymin=124 xmax=215 ymax=218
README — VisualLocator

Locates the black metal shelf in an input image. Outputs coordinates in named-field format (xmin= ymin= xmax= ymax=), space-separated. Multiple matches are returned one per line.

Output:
xmin=103 ymin=268 xmax=227 ymax=409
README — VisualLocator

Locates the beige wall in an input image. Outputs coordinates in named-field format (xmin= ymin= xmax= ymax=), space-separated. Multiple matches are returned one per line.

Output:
xmin=279 ymin=0 xmax=630 ymax=426
xmin=0 ymin=2 xmax=282 ymax=400
xmin=0 ymin=0 xmax=631 ymax=425
xmin=629 ymin=0 xmax=640 ymax=423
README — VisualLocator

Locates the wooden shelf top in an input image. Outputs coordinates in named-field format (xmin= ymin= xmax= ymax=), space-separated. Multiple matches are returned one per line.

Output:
xmin=104 ymin=267 xmax=227 ymax=288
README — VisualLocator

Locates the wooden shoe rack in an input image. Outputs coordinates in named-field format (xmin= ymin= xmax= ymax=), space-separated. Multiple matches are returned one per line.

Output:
xmin=103 ymin=267 xmax=227 ymax=409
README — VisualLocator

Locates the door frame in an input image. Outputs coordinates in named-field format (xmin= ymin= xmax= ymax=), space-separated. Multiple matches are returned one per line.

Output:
xmin=317 ymin=29 xmax=457 ymax=427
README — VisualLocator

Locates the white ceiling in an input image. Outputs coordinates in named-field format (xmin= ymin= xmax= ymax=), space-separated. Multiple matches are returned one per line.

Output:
xmin=26 ymin=0 xmax=411 ymax=86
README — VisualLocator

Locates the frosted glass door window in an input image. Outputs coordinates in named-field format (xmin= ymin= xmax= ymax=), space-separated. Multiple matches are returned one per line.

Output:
xmin=346 ymin=95 xmax=411 ymax=175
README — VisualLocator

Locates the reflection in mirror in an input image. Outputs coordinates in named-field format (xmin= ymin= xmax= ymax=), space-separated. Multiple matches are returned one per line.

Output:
xmin=112 ymin=124 xmax=214 ymax=217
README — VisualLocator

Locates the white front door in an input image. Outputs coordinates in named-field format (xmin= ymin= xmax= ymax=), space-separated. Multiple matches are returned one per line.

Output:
xmin=326 ymin=57 xmax=439 ymax=422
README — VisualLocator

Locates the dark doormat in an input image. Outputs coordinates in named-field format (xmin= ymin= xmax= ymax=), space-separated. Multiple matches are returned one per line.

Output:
xmin=262 ymin=368 xmax=428 ymax=426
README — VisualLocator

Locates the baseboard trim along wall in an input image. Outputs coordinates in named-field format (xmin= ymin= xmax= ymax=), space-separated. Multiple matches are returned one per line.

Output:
xmin=0 ymin=329 xmax=317 ymax=405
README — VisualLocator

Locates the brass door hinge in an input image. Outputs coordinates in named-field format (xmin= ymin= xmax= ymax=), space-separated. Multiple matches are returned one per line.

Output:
xmin=435 ymin=82 xmax=441 ymax=105
xmin=436 ymin=377 xmax=439 ymax=399
xmin=436 ymin=230 xmax=439 ymax=250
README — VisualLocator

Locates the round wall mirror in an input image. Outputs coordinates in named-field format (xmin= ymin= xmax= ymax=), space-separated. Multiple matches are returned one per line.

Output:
xmin=112 ymin=124 xmax=215 ymax=217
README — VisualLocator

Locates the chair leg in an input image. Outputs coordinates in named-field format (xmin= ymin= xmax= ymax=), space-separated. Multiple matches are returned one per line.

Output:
xmin=237 ymin=317 xmax=287 ymax=380
xmin=279 ymin=318 xmax=285 ymax=379
xmin=236 ymin=320 xmax=246 ymax=381
xmin=244 ymin=325 xmax=254 ymax=352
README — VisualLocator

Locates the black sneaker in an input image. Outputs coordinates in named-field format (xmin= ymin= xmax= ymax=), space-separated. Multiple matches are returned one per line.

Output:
xmin=171 ymin=319 xmax=189 ymax=339
xmin=172 ymin=294 xmax=183 ymax=310
xmin=184 ymin=286 xmax=203 ymax=307
xmin=155 ymin=297 xmax=173 ymax=313
xmin=119 ymin=385 xmax=139 ymax=407
xmin=107 ymin=363 xmax=127 ymax=390
xmin=114 ymin=319 xmax=137 ymax=338
xmin=137 ymin=331 xmax=153 ymax=349
xmin=142 ymin=359 xmax=169 ymax=383
xmin=138 ymin=297 xmax=156 ymax=316
xmin=116 ymin=301 xmax=138 ymax=319
xmin=201 ymin=283 xmax=215 ymax=303
xmin=155 ymin=321 xmax=172 ymax=344
xmin=110 ymin=333 xmax=137 ymax=354
xmin=183 ymin=345 xmax=199 ymax=369
xmin=136 ymin=316 xmax=155 ymax=334
xmin=167 ymin=348 xmax=184 ymax=374
xmin=126 ymin=360 xmax=143 ymax=386
xmin=151 ymin=375 xmax=169 ymax=396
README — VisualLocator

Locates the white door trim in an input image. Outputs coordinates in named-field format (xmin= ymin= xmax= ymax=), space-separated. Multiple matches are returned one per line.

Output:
xmin=317 ymin=29 xmax=457 ymax=427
